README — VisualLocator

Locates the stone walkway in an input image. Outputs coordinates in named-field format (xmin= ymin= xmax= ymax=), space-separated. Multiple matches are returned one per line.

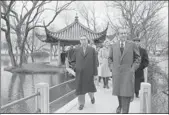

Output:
xmin=55 ymin=81 xmax=140 ymax=113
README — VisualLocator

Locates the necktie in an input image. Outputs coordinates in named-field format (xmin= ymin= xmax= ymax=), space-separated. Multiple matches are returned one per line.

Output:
xmin=83 ymin=47 xmax=86 ymax=54
xmin=120 ymin=42 xmax=124 ymax=54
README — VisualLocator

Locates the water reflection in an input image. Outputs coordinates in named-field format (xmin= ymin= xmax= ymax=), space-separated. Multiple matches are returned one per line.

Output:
xmin=8 ymin=74 xmax=17 ymax=103
xmin=1 ymin=56 xmax=76 ymax=113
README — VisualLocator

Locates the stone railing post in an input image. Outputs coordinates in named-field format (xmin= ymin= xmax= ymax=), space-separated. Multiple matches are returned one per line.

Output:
xmin=65 ymin=57 xmax=69 ymax=68
xmin=35 ymin=83 xmax=49 ymax=113
xmin=144 ymin=67 xmax=148 ymax=82
xmin=140 ymin=82 xmax=151 ymax=113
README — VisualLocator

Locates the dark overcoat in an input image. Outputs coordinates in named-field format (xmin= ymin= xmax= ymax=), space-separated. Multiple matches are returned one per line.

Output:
xmin=71 ymin=45 xmax=98 ymax=95
xmin=135 ymin=47 xmax=149 ymax=92
xmin=68 ymin=48 xmax=75 ymax=68
xmin=108 ymin=41 xmax=141 ymax=97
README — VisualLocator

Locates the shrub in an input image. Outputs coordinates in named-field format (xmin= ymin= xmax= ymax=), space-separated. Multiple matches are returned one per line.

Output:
xmin=147 ymin=57 xmax=168 ymax=113
xmin=31 ymin=51 xmax=49 ymax=58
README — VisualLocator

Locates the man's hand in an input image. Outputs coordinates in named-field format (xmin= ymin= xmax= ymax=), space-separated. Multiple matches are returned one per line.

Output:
xmin=130 ymin=95 xmax=134 ymax=102
xmin=94 ymin=75 xmax=98 ymax=80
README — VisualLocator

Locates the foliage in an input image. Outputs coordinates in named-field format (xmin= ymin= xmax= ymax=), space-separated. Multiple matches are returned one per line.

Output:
xmin=147 ymin=58 xmax=168 ymax=113
xmin=30 ymin=51 xmax=49 ymax=59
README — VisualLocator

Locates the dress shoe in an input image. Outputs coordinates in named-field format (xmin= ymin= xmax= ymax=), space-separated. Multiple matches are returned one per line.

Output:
xmin=91 ymin=97 xmax=95 ymax=104
xmin=103 ymin=85 xmax=106 ymax=88
xmin=116 ymin=106 xmax=121 ymax=113
xmin=135 ymin=92 xmax=139 ymax=96
xmin=78 ymin=105 xmax=84 ymax=110
xmin=136 ymin=95 xmax=139 ymax=98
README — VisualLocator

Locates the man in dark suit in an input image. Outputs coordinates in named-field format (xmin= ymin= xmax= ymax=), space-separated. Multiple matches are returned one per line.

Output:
xmin=67 ymin=45 xmax=75 ymax=68
xmin=71 ymin=35 xmax=98 ymax=110
xmin=108 ymin=27 xmax=141 ymax=113
xmin=133 ymin=38 xmax=149 ymax=98
xmin=61 ymin=50 xmax=66 ymax=65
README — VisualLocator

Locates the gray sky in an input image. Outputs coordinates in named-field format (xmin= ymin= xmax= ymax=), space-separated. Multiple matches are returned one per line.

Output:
xmin=1 ymin=1 xmax=168 ymax=42
xmin=45 ymin=1 xmax=168 ymax=34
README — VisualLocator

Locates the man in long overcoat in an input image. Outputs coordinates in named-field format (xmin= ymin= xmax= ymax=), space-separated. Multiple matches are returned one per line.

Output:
xmin=133 ymin=38 xmax=149 ymax=98
xmin=71 ymin=35 xmax=98 ymax=110
xmin=108 ymin=28 xmax=141 ymax=113
xmin=67 ymin=45 xmax=75 ymax=67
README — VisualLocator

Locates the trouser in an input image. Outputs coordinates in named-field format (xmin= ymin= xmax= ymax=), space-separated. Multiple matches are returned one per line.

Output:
xmin=103 ymin=77 xmax=109 ymax=86
xmin=135 ymin=78 xmax=144 ymax=96
xmin=118 ymin=96 xmax=131 ymax=113
xmin=78 ymin=92 xmax=94 ymax=105
xmin=98 ymin=76 xmax=102 ymax=82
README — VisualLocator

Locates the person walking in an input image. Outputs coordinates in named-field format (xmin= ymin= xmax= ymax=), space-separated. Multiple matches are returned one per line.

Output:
xmin=71 ymin=35 xmax=98 ymax=110
xmin=108 ymin=27 xmax=141 ymax=113
xmin=133 ymin=37 xmax=149 ymax=98
xmin=61 ymin=49 xmax=67 ymax=65
xmin=97 ymin=46 xmax=103 ymax=83
xmin=67 ymin=45 xmax=75 ymax=68
xmin=100 ymin=40 xmax=112 ymax=89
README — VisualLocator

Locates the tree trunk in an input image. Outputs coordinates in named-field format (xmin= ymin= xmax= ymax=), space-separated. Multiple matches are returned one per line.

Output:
xmin=31 ymin=27 xmax=35 ymax=62
xmin=19 ymin=31 xmax=29 ymax=66
xmin=0 ymin=4 xmax=1 ymax=77
xmin=5 ymin=16 xmax=17 ymax=67
xmin=16 ymin=27 xmax=23 ymax=66
xmin=31 ymin=55 xmax=35 ymax=62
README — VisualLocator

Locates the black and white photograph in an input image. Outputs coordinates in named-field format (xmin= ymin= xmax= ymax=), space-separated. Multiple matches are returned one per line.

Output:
xmin=0 ymin=1 xmax=168 ymax=114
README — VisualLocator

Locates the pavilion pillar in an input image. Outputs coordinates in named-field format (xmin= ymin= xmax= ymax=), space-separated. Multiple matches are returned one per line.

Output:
xmin=62 ymin=45 xmax=65 ymax=52
xmin=57 ymin=41 xmax=61 ymax=65
xmin=50 ymin=43 xmax=52 ymax=62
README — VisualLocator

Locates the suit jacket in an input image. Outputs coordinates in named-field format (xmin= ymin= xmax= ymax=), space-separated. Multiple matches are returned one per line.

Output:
xmin=135 ymin=47 xmax=149 ymax=91
xmin=108 ymin=40 xmax=141 ymax=97
xmin=71 ymin=45 xmax=98 ymax=95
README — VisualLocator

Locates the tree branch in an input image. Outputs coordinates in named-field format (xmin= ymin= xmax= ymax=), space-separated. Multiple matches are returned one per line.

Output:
xmin=45 ymin=1 xmax=73 ymax=28
xmin=36 ymin=44 xmax=48 ymax=51
xmin=1 ymin=27 xmax=7 ymax=32
xmin=28 ymin=1 xmax=46 ymax=24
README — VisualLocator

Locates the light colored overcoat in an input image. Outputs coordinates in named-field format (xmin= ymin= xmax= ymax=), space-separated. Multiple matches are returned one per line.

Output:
xmin=108 ymin=41 xmax=141 ymax=97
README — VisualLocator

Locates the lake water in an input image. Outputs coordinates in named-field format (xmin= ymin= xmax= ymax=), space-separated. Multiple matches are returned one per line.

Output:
xmin=1 ymin=55 xmax=76 ymax=113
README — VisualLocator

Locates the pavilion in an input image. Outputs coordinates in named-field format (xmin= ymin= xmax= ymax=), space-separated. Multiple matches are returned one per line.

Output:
xmin=36 ymin=15 xmax=108 ymax=65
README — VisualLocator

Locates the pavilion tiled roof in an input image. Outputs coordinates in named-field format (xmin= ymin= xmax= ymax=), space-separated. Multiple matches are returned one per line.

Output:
xmin=40 ymin=16 xmax=108 ymax=45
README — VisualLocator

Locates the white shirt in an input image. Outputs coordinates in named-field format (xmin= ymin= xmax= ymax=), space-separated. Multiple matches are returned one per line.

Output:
xmin=120 ymin=41 xmax=125 ymax=48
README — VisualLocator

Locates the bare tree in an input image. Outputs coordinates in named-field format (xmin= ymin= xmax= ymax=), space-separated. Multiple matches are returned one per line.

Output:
xmin=1 ymin=1 xmax=17 ymax=66
xmin=77 ymin=3 xmax=101 ymax=32
xmin=78 ymin=4 xmax=91 ymax=29
xmin=62 ymin=12 xmax=71 ymax=26
xmin=1 ymin=1 xmax=74 ymax=67
xmin=106 ymin=1 xmax=167 ymax=53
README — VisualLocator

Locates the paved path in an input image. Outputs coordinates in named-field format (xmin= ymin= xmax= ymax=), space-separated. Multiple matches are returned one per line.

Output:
xmin=55 ymin=81 xmax=140 ymax=113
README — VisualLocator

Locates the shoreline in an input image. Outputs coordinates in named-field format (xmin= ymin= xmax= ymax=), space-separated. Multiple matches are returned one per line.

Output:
xmin=4 ymin=62 xmax=66 ymax=74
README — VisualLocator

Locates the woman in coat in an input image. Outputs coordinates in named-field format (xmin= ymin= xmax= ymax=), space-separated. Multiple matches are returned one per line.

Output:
xmin=97 ymin=46 xmax=102 ymax=83
xmin=99 ymin=40 xmax=112 ymax=88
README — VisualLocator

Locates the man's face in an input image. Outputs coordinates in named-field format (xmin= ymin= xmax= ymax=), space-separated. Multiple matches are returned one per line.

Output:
xmin=134 ymin=40 xmax=140 ymax=46
xmin=80 ymin=36 xmax=88 ymax=46
xmin=134 ymin=40 xmax=144 ymax=48
xmin=118 ymin=28 xmax=128 ymax=42
xmin=104 ymin=41 xmax=109 ymax=48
